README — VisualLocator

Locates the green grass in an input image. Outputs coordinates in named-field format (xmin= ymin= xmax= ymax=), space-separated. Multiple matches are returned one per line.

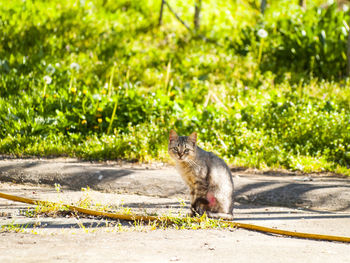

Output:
xmin=0 ymin=0 xmax=349 ymax=175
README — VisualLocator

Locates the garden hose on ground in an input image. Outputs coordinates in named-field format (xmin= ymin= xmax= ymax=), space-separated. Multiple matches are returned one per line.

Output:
xmin=1 ymin=191 xmax=350 ymax=243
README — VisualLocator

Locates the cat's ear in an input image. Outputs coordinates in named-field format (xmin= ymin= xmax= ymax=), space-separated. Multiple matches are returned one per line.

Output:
xmin=188 ymin=132 xmax=197 ymax=146
xmin=169 ymin=130 xmax=178 ymax=142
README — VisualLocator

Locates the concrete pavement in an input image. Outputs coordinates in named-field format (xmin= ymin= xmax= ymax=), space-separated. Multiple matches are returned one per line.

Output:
xmin=0 ymin=158 xmax=349 ymax=211
xmin=0 ymin=158 xmax=349 ymax=262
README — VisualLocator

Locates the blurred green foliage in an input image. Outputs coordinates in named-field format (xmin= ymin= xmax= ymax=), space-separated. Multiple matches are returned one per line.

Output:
xmin=0 ymin=0 xmax=349 ymax=175
xmin=235 ymin=3 xmax=349 ymax=79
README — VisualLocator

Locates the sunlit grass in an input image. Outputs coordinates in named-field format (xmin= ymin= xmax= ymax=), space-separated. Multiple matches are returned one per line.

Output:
xmin=0 ymin=0 xmax=349 ymax=176
xmin=17 ymin=187 xmax=236 ymax=233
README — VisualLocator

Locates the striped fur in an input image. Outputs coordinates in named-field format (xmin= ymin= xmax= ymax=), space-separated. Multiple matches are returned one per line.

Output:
xmin=168 ymin=130 xmax=234 ymax=219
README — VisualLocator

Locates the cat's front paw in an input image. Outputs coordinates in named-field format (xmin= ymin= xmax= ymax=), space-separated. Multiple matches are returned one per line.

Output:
xmin=187 ymin=209 xmax=202 ymax=218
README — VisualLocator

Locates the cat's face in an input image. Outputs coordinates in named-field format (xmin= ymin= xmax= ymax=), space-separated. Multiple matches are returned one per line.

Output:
xmin=168 ymin=130 xmax=197 ymax=162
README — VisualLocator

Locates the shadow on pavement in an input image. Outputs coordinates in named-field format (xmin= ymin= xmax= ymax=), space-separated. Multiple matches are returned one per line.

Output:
xmin=1 ymin=159 xmax=350 ymax=211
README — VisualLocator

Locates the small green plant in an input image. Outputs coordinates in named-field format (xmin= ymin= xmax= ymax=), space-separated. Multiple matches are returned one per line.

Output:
xmin=165 ymin=213 xmax=234 ymax=230
xmin=54 ymin=183 xmax=61 ymax=193
xmin=0 ymin=222 xmax=29 ymax=233
xmin=77 ymin=187 xmax=93 ymax=208
xmin=31 ymin=201 xmax=69 ymax=218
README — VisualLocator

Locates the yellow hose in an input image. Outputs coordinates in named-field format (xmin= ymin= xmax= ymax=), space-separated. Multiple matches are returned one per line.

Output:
xmin=1 ymin=191 xmax=350 ymax=243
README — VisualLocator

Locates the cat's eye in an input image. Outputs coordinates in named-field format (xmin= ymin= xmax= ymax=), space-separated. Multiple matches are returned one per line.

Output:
xmin=184 ymin=149 xmax=190 ymax=153
xmin=173 ymin=147 xmax=178 ymax=152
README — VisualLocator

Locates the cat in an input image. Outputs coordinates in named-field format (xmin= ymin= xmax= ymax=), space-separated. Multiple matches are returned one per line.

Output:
xmin=168 ymin=130 xmax=234 ymax=220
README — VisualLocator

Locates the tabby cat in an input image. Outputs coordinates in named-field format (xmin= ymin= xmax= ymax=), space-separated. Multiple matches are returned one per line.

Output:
xmin=168 ymin=130 xmax=234 ymax=220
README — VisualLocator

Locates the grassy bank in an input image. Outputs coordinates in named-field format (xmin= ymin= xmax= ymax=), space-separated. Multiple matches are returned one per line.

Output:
xmin=0 ymin=0 xmax=349 ymax=175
